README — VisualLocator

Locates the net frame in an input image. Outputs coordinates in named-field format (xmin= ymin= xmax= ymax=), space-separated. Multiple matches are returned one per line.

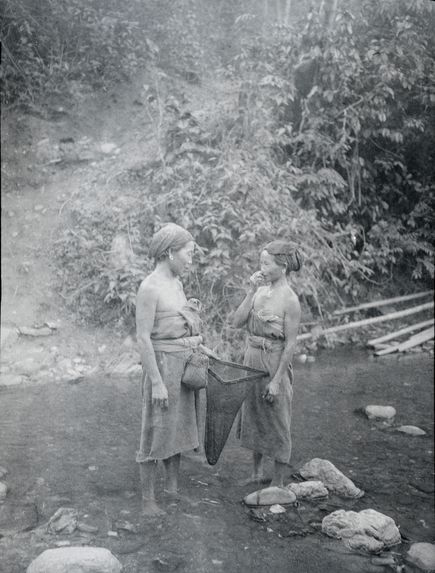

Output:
xmin=204 ymin=357 xmax=267 ymax=465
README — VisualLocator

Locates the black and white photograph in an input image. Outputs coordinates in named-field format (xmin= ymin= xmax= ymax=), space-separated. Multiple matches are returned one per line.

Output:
xmin=1 ymin=1 xmax=434 ymax=572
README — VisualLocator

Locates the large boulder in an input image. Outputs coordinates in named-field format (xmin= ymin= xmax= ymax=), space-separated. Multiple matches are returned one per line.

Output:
xmin=322 ymin=508 xmax=401 ymax=553
xmin=27 ymin=547 xmax=122 ymax=573
xmin=406 ymin=543 xmax=435 ymax=572
xmin=298 ymin=458 xmax=364 ymax=498
xmin=286 ymin=480 xmax=328 ymax=500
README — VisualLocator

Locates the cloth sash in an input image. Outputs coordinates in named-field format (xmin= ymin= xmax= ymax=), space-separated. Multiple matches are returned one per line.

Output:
xmin=247 ymin=335 xmax=284 ymax=353
xmin=151 ymin=335 xmax=203 ymax=353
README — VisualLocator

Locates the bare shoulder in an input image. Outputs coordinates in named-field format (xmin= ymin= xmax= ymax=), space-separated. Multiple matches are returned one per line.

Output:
xmin=283 ymin=285 xmax=301 ymax=316
xmin=137 ymin=274 xmax=160 ymax=304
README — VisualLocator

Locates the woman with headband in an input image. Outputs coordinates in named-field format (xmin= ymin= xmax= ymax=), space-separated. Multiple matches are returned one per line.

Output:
xmin=233 ymin=240 xmax=302 ymax=488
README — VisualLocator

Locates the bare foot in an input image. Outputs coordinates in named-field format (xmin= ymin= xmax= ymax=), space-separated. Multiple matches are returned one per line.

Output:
xmin=269 ymin=479 xmax=285 ymax=488
xmin=142 ymin=499 xmax=166 ymax=517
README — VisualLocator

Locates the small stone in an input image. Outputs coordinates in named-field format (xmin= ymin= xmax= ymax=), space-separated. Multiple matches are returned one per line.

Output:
xmin=54 ymin=541 xmax=71 ymax=547
xmin=244 ymin=486 xmax=296 ymax=507
xmin=0 ymin=481 xmax=9 ymax=502
xmin=365 ymin=405 xmax=396 ymax=420
xmin=47 ymin=507 xmax=78 ymax=534
xmin=88 ymin=466 xmax=98 ymax=472
xmin=307 ymin=355 xmax=316 ymax=363
xmin=296 ymin=354 xmax=307 ymax=364
xmin=34 ymin=204 xmax=44 ymax=212
xmin=299 ymin=458 xmax=364 ymax=499
xmin=397 ymin=425 xmax=426 ymax=436
xmin=406 ymin=542 xmax=435 ymax=572
xmin=107 ymin=530 xmax=118 ymax=537
xmin=270 ymin=504 xmax=286 ymax=514
xmin=77 ymin=522 xmax=99 ymax=534
xmin=287 ymin=480 xmax=329 ymax=500
xmin=26 ymin=547 xmax=122 ymax=573
xmin=98 ymin=345 xmax=107 ymax=354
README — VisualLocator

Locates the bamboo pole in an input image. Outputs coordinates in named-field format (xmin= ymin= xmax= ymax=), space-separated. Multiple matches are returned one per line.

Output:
xmin=367 ymin=318 xmax=435 ymax=347
xmin=333 ymin=290 xmax=433 ymax=316
xmin=297 ymin=301 xmax=434 ymax=341
xmin=375 ymin=327 xmax=434 ymax=356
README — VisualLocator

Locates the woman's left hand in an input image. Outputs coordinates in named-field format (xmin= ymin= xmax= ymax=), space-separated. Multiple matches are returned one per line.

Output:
xmin=262 ymin=380 xmax=279 ymax=404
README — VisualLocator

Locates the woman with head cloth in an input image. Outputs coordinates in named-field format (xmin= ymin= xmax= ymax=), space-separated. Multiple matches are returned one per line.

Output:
xmin=135 ymin=223 xmax=212 ymax=516
xmin=233 ymin=240 xmax=302 ymax=487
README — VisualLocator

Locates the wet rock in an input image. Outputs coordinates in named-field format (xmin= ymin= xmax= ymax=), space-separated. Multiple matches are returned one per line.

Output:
xmin=26 ymin=547 xmax=122 ymax=573
xmin=1 ymin=326 xmax=18 ymax=348
xmin=0 ymin=467 xmax=7 ymax=479
xmin=0 ymin=481 xmax=9 ymax=502
xmin=47 ymin=507 xmax=78 ymax=534
xmin=397 ymin=425 xmax=426 ymax=436
xmin=287 ymin=480 xmax=329 ymax=500
xmin=244 ymin=486 xmax=297 ymax=507
xmin=299 ymin=459 xmax=364 ymax=498
xmin=365 ymin=405 xmax=396 ymax=420
xmin=406 ymin=543 xmax=435 ymax=572
xmin=322 ymin=509 xmax=401 ymax=553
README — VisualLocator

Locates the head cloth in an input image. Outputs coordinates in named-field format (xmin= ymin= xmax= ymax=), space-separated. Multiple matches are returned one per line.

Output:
xmin=264 ymin=240 xmax=303 ymax=272
xmin=149 ymin=223 xmax=194 ymax=260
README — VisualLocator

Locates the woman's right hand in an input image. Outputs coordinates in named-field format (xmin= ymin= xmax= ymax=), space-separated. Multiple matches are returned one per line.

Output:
xmin=249 ymin=271 xmax=266 ymax=290
xmin=152 ymin=382 xmax=169 ymax=408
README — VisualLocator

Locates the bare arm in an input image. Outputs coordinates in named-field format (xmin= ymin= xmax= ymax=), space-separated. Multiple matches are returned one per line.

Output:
xmin=263 ymin=295 xmax=301 ymax=402
xmin=232 ymin=271 xmax=265 ymax=328
xmin=136 ymin=281 xmax=168 ymax=408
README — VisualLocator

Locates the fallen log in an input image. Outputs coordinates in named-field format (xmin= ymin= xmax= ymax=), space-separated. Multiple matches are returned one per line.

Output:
xmin=374 ymin=327 xmax=434 ymax=356
xmin=367 ymin=318 xmax=435 ymax=347
xmin=297 ymin=301 xmax=434 ymax=341
xmin=333 ymin=290 xmax=433 ymax=316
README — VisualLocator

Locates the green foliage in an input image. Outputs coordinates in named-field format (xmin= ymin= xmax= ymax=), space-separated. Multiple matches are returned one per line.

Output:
xmin=48 ymin=0 xmax=435 ymax=351
xmin=1 ymin=0 xmax=152 ymax=104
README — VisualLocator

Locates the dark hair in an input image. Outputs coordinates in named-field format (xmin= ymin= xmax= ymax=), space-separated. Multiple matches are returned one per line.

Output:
xmin=264 ymin=240 xmax=303 ymax=274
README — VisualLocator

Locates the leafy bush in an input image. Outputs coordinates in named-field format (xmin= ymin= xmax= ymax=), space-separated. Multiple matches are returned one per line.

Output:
xmin=50 ymin=0 xmax=434 ymax=354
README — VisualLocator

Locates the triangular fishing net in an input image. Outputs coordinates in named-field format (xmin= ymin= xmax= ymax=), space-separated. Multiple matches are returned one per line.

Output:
xmin=204 ymin=357 xmax=267 ymax=465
